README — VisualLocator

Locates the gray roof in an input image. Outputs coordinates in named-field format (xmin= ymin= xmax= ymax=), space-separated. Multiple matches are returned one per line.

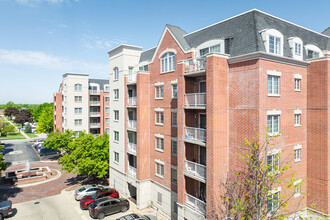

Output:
xmin=139 ymin=9 xmax=329 ymax=63
xmin=139 ymin=47 xmax=156 ymax=63
xmin=89 ymin=78 xmax=109 ymax=91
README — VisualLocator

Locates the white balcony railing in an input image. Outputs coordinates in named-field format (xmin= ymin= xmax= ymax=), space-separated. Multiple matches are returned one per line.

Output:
xmin=185 ymin=93 xmax=206 ymax=107
xmin=127 ymin=120 xmax=137 ymax=130
xmin=128 ymin=73 xmax=137 ymax=83
xmin=185 ymin=193 xmax=206 ymax=216
xmin=90 ymin=123 xmax=100 ymax=128
xmin=185 ymin=160 xmax=206 ymax=180
xmin=127 ymin=142 xmax=137 ymax=154
xmin=89 ymin=90 xmax=100 ymax=95
xmin=127 ymin=97 xmax=137 ymax=106
xmin=185 ymin=127 xmax=206 ymax=143
xmin=184 ymin=57 xmax=206 ymax=73
xmin=128 ymin=165 xmax=137 ymax=178
xmin=90 ymin=112 xmax=100 ymax=117
xmin=90 ymin=101 xmax=100 ymax=105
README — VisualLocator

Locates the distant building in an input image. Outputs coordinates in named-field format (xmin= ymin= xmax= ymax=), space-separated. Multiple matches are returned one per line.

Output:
xmin=107 ymin=9 xmax=330 ymax=220
xmin=53 ymin=73 xmax=110 ymax=135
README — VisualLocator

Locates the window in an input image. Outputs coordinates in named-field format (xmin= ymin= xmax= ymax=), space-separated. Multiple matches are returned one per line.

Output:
xmin=295 ymin=79 xmax=301 ymax=91
xmin=171 ymin=167 xmax=177 ymax=184
xmin=105 ymin=96 xmax=110 ymax=103
xmin=200 ymin=44 xmax=221 ymax=56
xmin=139 ymin=65 xmax=149 ymax=72
xmin=74 ymin=108 xmax=82 ymax=114
xmin=105 ymin=118 xmax=110 ymax=124
xmin=267 ymin=115 xmax=279 ymax=135
xmin=114 ymin=152 xmax=119 ymax=163
xmin=155 ymin=85 xmax=163 ymax=99
xmin=105 ymin=107 xmax=110 ymax=113
xmin=156 ymin=137 xmax=164 ymax=152
xmin=114 ymin=131 xmax=119 ymax=142
xmin=74 ymin=96 xmax=82 ymax=103
xmin=294 ymin=180 xmax=302 ymax=196
xmin=294 ymin=144 xmax=302 ymax=162
xmin=114 ymin=89 xmax=119 ymax=100
xmin=307 ymin=50 xmax=319 ymax=59
xmin=114 ymin=67 xmax=119 ymax=80
xmin=269 ymin=35 xmax=281 ymax=55
xmin=74 ymin=84 xmax=82 ymax=91
xmin=114 ymin=110 xmax=119 ymax=121
xmin=172 ymin=84 xmax=178 ymax=98
xmin=155 ymin=111 xmax=164 ymax=125
xmin=74 ymin=119 xmax=82 ymax=126
xmin=161 ymin=52 xmax=175 ymax=73
xmin=294 ymin=42 xmax=301 ymax=55
xmin=128 ymin=67 xmax=133 ymax=74
xmin=294 ymin=114 xmax=301 ymax=126
xmin=268 ymin=75 xmax=279 ymax=95
xmin=171 ymin=111 xmax=177 ymax=127
xmin=104 ymin=85 xmax=110 ymax=92
xmin=173 ymin=201 xmax=178 ymax=214
xmin=105 ymin=128 xmax=110 ymax=133
xmin=172 ymin=139 xmax=177 ymax=156
xmin=156 ymin=162 xmax=164 ymax=178
xmin=267 ymin=191 xmax=279 ymax=214
xmin=157 ymin=192 xmax=162 ymax=204
xmin=267 ymin=152 xmax=279 ymax=173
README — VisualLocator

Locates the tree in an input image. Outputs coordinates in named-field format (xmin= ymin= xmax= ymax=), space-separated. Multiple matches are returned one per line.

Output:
xmin=0 ymin=145 xmax=7 ymax=176
xmin=43 ymin=129 xmax=76 ymax=151
xmin=2 ymin=124 xmax=16 ymax=134
xmin=24 ymin=123 xmax=32 ymax=133
xmin=212 ymin=132 xmax=303 ymax=220
xmin=32 ymin=103 xmax=53 ymax=122
xmin=36 ymin=106 xmax=53 ymax=133
xmin=4 ymin=107 xmax=19 ymax=119
xmin=14 ymin=109 xmax=33 ymax=127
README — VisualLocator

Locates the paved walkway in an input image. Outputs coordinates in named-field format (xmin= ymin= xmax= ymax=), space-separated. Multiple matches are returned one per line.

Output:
xmin=3 ymin=117 xmax=30 ymax=140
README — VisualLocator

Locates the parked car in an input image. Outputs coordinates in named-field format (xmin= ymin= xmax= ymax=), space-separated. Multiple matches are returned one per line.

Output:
xmin=35 ymin=143 xmax=43 ymax=150
xmin=117 ymin=213 xmax=158 ymax=220
xmin=80 ymin=188 xmax=119 ymax=210
xmin=75 ymin=185 xmax=108 ymax=200
xmin=0 ymin=200 xmax=12 ymax=220
xmin=1 ymin=133 xmax=6 ymax=137
xmin=89 ymin=197 xmax=129 ymax=219
xmin=38 ymin=147 xmax=61 ymax=156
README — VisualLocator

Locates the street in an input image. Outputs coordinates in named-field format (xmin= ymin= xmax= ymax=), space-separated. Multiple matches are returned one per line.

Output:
xmin=3 ymin=140 xmax=40 ymax=166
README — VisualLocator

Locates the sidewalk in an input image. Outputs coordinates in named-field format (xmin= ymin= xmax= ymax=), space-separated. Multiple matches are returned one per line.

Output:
xmin=3 ymin=117 xmax=30 ymax=140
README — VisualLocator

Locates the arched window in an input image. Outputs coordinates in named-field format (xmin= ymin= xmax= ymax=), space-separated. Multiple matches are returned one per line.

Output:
xmin=260 ymin=29 xmax=284 ymax=56
xmin=74 ymin=84 xmax=82 ymax=91
xmin=114 ymin=67 xmax=119 ymax=80
xmin=161 ymin=52 xmax=175 ymax=73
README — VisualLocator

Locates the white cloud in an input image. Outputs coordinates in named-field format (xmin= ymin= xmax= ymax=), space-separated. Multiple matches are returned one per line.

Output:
xmin=15 ymin=0 xmax=79 ymax=7
xmin=81 ymin=34 xmax=127 ymax=50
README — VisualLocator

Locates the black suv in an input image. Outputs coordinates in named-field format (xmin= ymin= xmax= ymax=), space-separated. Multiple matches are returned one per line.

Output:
xmin=88 ymin=197 xmax=129 ymax=219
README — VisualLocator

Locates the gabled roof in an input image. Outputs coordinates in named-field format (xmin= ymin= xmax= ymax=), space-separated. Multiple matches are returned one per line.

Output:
xmin=166 ymin=24 xmax=190 ymax=51
xmin=139 ymin=47 xmax=157 ymax=63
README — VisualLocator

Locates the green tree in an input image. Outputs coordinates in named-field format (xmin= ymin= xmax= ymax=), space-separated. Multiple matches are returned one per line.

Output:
xmin=36 ymin=106 xmax=53 ymax=133
xmin=2 ymin=124 xmax=16 ymax=134
xmin=24 ymin=123 xmax=32 ymax=133
xmin=32 ymin=103 xmax=53 ymax=122
xmin=0 ymin=145 xmax=7 ymax=175
xmin=43 ymin=129 xmax=76 ymax=151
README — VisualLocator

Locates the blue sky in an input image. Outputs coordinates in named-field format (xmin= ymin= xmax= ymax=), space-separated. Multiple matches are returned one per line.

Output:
xmin=0 ymin=0 xmax=329 ymax=104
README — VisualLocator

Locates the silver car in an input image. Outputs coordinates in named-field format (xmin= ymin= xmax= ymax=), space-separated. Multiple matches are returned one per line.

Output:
xmin=74 ymin=185 xmax=107 ymax=200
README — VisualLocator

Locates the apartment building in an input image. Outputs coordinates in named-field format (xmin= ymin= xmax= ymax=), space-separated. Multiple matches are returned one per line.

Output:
xmin=108 ymin=9 xmax=330 ymax=219
xmin=54 ymin=73 xmax=110 ymax=135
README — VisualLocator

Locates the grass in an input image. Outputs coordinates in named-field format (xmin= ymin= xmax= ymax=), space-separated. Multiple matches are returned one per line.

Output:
xmin=4 ymin=117 xmax=22 ymax=128
xmin=0 ymin=133 xmax=25 ymax=140
xmin=26 ymin=133 xmax=38 ymax=138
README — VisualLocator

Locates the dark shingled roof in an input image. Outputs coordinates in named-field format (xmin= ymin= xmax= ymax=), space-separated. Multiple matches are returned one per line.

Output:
xmin=322 ymin=27 xmax=330 ymax=36
xmin=139 ymin=47 xmax=157 ymax=63
xmin=166 ymin=24 xmax=190 ymax=51
xmin=89 ymin=78 xmax=109 ymax=91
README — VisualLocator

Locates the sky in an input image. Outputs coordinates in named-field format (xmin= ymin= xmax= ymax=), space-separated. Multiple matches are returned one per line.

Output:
xmin=0 ymin=0 xmax=329 ymax=104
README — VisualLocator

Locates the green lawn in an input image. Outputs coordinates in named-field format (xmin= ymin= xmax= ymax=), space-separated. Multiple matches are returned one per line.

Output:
xmin=0 ymin=133 xmax=25 ymax=140
xmin=26 ymin=133 xmax=37 ymax=138
xmin=4 ymin=117 xmax=22 ymax=128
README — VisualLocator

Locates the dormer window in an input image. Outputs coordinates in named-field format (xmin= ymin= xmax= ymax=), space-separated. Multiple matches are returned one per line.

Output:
xmin=200 ymin=44 xmax=221 ymax=57
xmin=269 ymin=35 xmax=281 ymax=55
xmin=295 ymin=43 xmax=301 ymax=55
xmin=305 ymin=44 xmax=323 ymax=59
xmin=288 ymin=37 xmax=303 ymax=60
xmin=307 ymin=50 xmax=319 ymax=59
xmin=161 ymin=52 xmax=175 ymax=73
xmin=260 ymin=29 xmax=283 ymax=56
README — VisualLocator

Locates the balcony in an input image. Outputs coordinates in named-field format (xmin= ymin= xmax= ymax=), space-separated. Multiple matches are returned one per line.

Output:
xmin=89 ymin=90 xmax=100 ymax=95
xmin=184 ymin=93 xmax=206 ymax=109
xmin=90 ymin=101 xmax=100 ymax=106
xmin=127 ymin=120 xmax=137 ymax=130
xmin=185 ymin=193 xmax=206 ymax=216
xmin=127 ymin=142 xmax=137 ymax=154
xmin=90 ymin=112 xmax=100 ymax=117
xmin=184 ymin=57 xmax=206 ymax=77
xmin=184 ymin=160 xmax=206 ymax=182
xmin=128 ymin=165 xmax=137 ymax=178
xmin=90 ymin=123 xmax=100 ymax=128
xmin=128 ymin=73 xmax=137 ymax=84
xmin=184 ymin=127 xmax=206 ymax=145
xmin=127 ymin=97 xmax=137 ymax=107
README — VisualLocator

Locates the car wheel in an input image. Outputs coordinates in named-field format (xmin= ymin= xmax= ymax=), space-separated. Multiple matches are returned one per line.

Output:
xmin=97 ymin=212 xmax=105 ymax=220
xmin=0 ymin=213 xmax=3 ymax=220
xmin=121 ymin=206 xmax=128 ymax=212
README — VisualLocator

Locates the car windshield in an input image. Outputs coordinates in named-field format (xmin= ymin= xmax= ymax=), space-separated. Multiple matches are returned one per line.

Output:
xmin=142 ymin=216 xmax=150 ymax=220
xmin=91 ymin=193 xmax=99 ymax=199
xmin=78 ymin=187 xmax=86 ymax=192
xmin=89 ymin=203 xmax=97 ymax=209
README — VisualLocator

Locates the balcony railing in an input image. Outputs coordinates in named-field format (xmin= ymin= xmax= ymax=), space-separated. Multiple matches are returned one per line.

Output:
xmin=127 ymin=142 xmax=137 ymax=154
xmin=185 ymin=127 xmax=206 ymax=143
xmin=185 ymin=160 xmax=206 ymax=180
xmin=90 ymin=101 xmax=100 ymax=105
xmin=127 ymin=120 xmax=137 ymax=130
xmin=185 ymin=93 xmax=206 ymax=108
xmin=90 ymin=123 xmax=100 ymax=128
xmin=185 ymin=193 xmax=206 ymax=216
xmin=90 ymin=112 xmax=100 ymax=117
xmin=128 ymin=165 xmax=137 ymax=178
xmin=89 ymin=90 xmax=100 ymax=95
xmin=128 ymin=73 xmax=137 ymax=83
xmin=127 ymin=97 xmax=137 ymax=107
xmin=184 ymin=57 xmax=206 ymax=73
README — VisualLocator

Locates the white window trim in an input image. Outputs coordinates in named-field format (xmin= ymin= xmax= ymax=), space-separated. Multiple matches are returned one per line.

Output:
xmin=114 ymin=110 xmax=119 ymax=122
xmin=288 ymin=37 xmax=303 ymax=60
xmin=305 ymin=44 xmax=323 ymax=59
xmin=155 ymin=136 xmax=164 ymax=152
xmin=294 ymin=74 xmax=302 ymax=79
xmin=171 ymin=109 xmax=177 ymax=127
xmin=155 ymin=109 xmax=164 ymax=126
xmin=154 ymin=82 xmax=164 ymax=86
xmin=294 ymin=110 xmax=301 ymax=127
xmin=155 ymin=133 xmax=164 ymax=138
xmin=155 ymin=159 xmax=165 ymax=179
xmin=294 ymin=75 xmax=302 ymax=92
xmin=155 ymin=85 xmax=164 ymax=100
xmin=171 ymin=165 xmax=178 ymax=185
xmin=267 ymin=110 xmax=282 ymax=115
xmin=294 ymin=144 xmax=302 ymax=162
xmin=294 ymin=179 xmax=302 ymax=197
xmin=113 ymin=151 xmax=119 ymax=164
xmin=172 ymin=83 xmax=178 ymax=99
xmin=171 ymin=79 xmax=178 ymax=84
xmin=267 ymin=70 xmax=282 ymax=77
xmin=267 ymin=71 xmax=281 ymax=97
xmin=260 ymin=29 xmax=284 ymax=56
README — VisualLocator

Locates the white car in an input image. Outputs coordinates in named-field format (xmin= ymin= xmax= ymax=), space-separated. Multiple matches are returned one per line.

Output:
xmin=74 ymin=185 xmax=108 ymax=200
